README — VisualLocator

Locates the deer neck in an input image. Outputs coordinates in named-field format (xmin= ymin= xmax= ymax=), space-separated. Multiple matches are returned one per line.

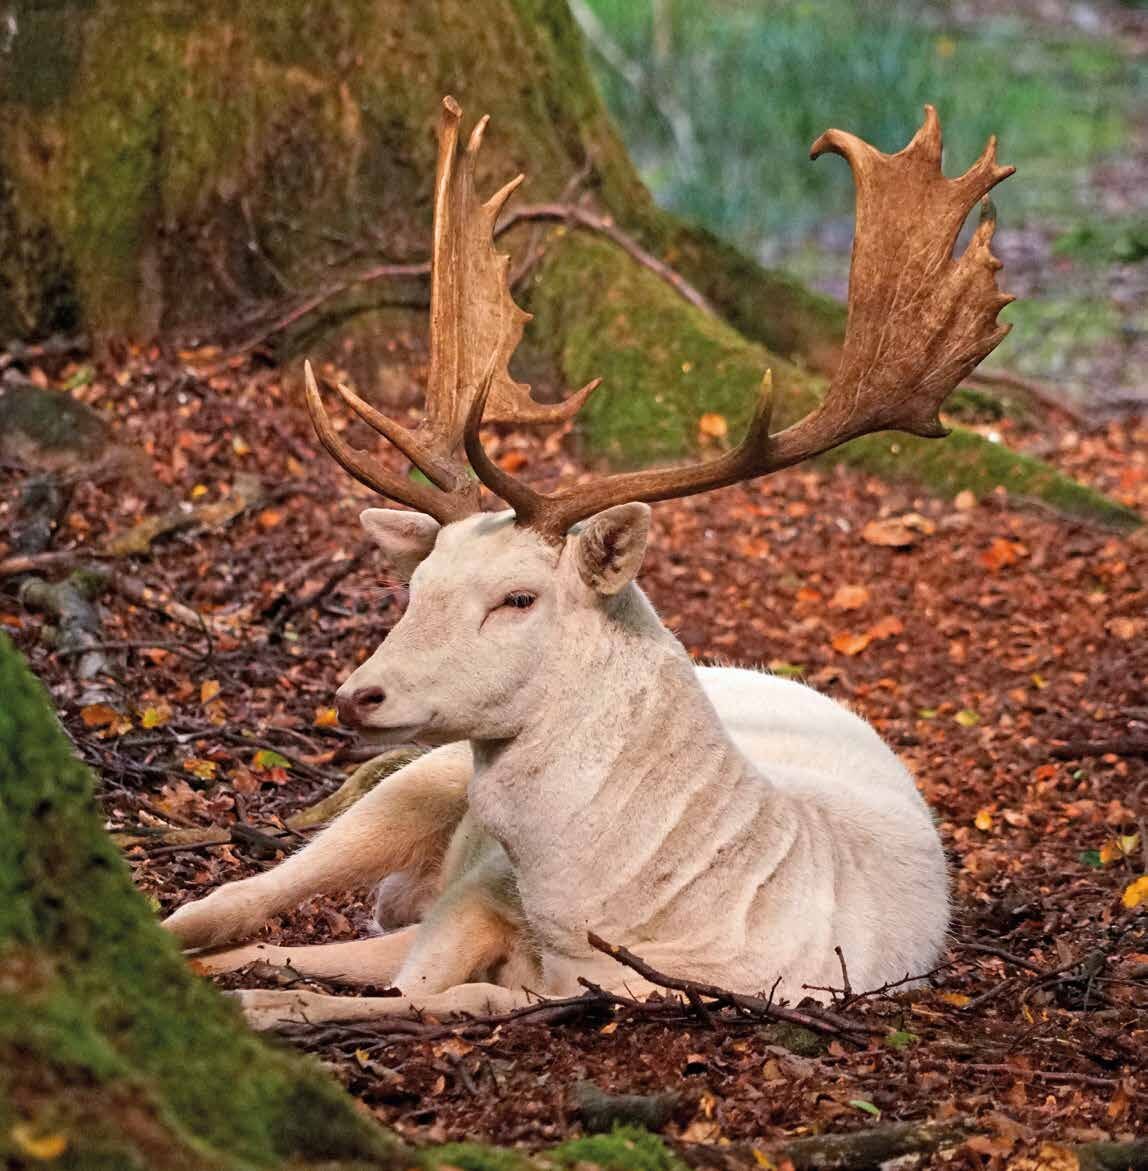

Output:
xmin=468 ymin=584 xmax=766 ymax=932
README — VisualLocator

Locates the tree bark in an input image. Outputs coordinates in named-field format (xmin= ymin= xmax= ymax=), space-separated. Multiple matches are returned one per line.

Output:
xmin=0 ymin=0 xmax=1138 ymax=528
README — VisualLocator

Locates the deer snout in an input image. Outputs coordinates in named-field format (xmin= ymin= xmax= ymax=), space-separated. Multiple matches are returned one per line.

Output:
xmin=336 ymin=684 xmax=386 ymax=728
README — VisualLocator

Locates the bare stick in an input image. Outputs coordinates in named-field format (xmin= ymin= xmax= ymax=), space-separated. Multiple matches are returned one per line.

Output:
xmin=586 ymin=932 xmax=874 ymax=1038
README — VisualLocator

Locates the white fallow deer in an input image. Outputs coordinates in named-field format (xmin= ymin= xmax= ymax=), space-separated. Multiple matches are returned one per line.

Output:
xmin=165 ymin=96 xmax=1015 ymax=1031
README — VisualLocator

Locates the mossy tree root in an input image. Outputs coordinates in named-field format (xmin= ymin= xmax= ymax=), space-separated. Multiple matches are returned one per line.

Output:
xmin=524 ymin=234 xmax=1141 ymax=532
xmin=0 ymin=632 xmax=406 ymax=1170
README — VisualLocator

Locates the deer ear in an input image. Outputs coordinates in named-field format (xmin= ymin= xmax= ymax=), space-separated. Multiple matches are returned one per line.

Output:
xmin=359 ymin=509 xmax=440 ymax=580
xmin=573 ymin=503 xmax=651 ymax=595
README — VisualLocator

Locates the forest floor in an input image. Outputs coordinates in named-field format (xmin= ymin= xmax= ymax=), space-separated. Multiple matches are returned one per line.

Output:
xmin=2 ymin=348 xmax=1146 ymax=1168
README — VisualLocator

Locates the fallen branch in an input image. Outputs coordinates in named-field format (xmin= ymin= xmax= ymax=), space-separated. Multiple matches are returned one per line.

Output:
xmin=746 ymin=1121 xmax=967 ymax=1171
xmin=19 ymin=568 xmax=113 ymax=703
xmin=586 ymin=931 xmax=875 ymax=1039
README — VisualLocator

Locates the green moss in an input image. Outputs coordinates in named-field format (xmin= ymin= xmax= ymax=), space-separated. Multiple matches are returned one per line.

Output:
xmin=0 ymin=633 xmax=406 ymax=1169
xmin=426 ymin=1143 xmax=532 ymax=1171
xmin=526 ymin=232 xmax=1140 ymax=531
xmin=551 ymin=1126 xmax=687 ymax=1171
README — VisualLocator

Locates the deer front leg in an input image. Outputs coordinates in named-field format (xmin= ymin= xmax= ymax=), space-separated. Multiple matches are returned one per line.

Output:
xmin=232 ymin=982 xmax=535 ymax=1030
xmin=190 ymin=925 xmax=418 ymax=984
xmin=164 ymin=742 xmax=471 ymax=949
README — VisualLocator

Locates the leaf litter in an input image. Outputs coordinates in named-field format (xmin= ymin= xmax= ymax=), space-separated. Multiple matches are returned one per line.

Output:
xmin=1 ymin=346 xmax=1146 ymax=1163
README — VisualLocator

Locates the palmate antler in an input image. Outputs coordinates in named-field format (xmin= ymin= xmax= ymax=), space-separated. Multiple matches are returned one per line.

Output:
xmin=464 ymin=106 xmax=1016 ymax=542
xmin=304 ymin=96 xmax=597 ymax=525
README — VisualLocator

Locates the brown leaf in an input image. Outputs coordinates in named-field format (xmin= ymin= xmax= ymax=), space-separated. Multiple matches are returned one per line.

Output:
xmin=861 ymin=518 xmax=918 ymax=548
xmin=979 ymin=537 xmax=1024 ymax=572
xmin=832 ymin=630 xmax=873 ymax=656
xmin=828 ymin=584 xmax=870 ymax=610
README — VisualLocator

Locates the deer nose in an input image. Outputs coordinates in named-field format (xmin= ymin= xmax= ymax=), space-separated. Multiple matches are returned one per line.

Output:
xmin=336 ymin=685 xmax=386 ymax=727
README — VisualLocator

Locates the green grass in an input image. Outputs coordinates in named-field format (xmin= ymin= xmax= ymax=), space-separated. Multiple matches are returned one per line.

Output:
xmin=580 ymin=0 xmax=1143 ymax=254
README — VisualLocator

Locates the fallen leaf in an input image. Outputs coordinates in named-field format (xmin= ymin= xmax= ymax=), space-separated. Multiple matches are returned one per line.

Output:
xmin=80 ymin=703 xmax=120 ymax=728
xmin=867 ymin=615 xmax=904 ymax=641
xmin=1121 ymin=875 xmax=1148 ymax=909
xmin=975 ymin=808 xmax=994 ymax=831
xmin=258 ymin=508 xmax=284 ymax=529
xmin=849 ymin=1099 xmax=881 ymax=1118
xmin=314 ymin=707 xmax=339 ymax=728
xmin=861 ymin=518 xmax=918 ymax=548
xmin=939 ymin=991 xmax=971 ymax=1007
xmin=979 ymin=537 xmax=1024 ymax=572
xmin=497 ymin=450 xmax=529 ymax=473
xmin=200 ymin=679 xmax=221 ymax=703
xmin=1106 ymin=616 xmax=1145 ymax=641
xmin=954 ymin=708 xmax=980 ymax=728
xmin=183 ymin=757 xmax=218 ymax=781
xmin=10 ymin=1124 xmax=68 ymax=1159
xmin=829 ymin=584 xmax=869 ymax=611
xmin=832 ymin=631 xmax=872 ymax=657
xmin=252 ymin=748 xmax=291 ymax=771
xmin=954 ymin=489 xmax=977 ymax=511
xmin=140 ymin=703 xmax=173 ymax=728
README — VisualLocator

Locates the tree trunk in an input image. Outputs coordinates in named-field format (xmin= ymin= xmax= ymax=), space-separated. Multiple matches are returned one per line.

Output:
xmin=0 ymin=0 xmax=1138 ymax=528
xmin=0 ymin=633 xmax=410 ymax=1168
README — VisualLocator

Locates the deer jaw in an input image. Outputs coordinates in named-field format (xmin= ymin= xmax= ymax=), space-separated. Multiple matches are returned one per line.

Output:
xmin=336 ymin=503 xmax=657 ymax=745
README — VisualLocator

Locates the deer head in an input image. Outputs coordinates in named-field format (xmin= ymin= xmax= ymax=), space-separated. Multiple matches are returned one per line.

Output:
xmin=310 ymin=99 xmax=1013 ymax=739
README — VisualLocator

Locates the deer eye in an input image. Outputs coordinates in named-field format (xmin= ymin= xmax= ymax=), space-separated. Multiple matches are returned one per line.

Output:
xmin=502 ymin=591 xmax=536 ymax=610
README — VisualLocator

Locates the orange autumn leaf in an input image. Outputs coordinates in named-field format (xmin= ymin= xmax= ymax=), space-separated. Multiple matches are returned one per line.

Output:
xmin=80 ymin=703 xmax=120 ymax=728
xmin=832 ymin=631 xmax=872 ymax=656
xmin=313 ymin=707 xmax=339 ymax=728
xmin=200 ymin=679 xmax=221 ymax=703
xmin=1121 ymin=876 xmax=1148 ymax=909
xmin=182 ymin=757 xmax=218 ymax=781
xmin=829 ymin=584 xmax=869 ymax=611
xmin=497 ymin=450 xmax=529 ymax=473
xmin=867 ymin=615 xmax=904 ymax=641
xmin=979 ymin=537 xmax=1024 ymax=572
xmin=258 ymin=508 xmax=284 ymax=529
xmin=861 ymin=518 xmax=918 ymax=548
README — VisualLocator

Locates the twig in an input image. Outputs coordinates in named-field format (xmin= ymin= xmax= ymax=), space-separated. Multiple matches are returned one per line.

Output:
xmin=957 ymin=940 xmax=1047 ymax=975
xmin=233 ymin=261 xmax=430 ymax=353
xmin=231 ymin=199 xmax=715 ymax=353
xmin=503 ymin=203 xmax=715 ymax=316
xmin=834 ymin=945 xmax=852 ymax=999
xmin=964 ymin=1064 xmax=1129 ymax=1091
xmin=586 ymin=932 xmax=874 ymax=1039
xmin=269 ymin=545 xmax=370 ymax=637
xmin=1052 ymin=737 xmax=1148 ymax=761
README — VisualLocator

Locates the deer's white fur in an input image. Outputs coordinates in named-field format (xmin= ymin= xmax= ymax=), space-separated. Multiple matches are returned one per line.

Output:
xmin=166 ymin=504 xmax=948 ymax=1027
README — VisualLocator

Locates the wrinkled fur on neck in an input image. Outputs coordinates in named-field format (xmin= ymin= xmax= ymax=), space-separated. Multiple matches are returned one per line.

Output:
xmin=470 ymin=579 xmax=948 ymax=1000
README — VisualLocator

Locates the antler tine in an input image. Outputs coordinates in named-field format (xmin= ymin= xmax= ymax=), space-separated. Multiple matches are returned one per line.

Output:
xmin=465 ymin=368 xmax=776 ymax=542
xmin=304 ymin=362 xmax=475 ymax=525
xmin=468 ymin=106 xmax=1014 ymax=542
xmin=326 ymin=375 xmax=471 ymax=493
